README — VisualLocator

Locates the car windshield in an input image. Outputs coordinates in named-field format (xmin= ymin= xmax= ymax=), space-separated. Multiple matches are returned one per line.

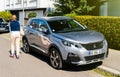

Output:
xmin=47 ymin=19 xmax=87 ymax=33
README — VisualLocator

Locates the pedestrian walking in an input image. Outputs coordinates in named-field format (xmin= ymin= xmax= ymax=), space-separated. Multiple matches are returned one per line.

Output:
xmin=9 ymin=15 xmax=21 ymax=59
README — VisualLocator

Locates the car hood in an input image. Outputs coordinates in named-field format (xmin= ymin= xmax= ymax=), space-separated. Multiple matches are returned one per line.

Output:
xmin=56 ymin=30 xmax=104 ymax=44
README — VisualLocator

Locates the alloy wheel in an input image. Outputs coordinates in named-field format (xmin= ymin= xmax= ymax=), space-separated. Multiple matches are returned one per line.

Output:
xmin=50 ymin=48 xmax=63 ymax=69
xmin=23 ymin=39 xmax=30 ymax=53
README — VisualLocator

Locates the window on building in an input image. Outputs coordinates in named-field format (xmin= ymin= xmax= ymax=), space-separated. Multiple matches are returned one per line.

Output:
xmin=29 ymin=0 xmax=37 ymax=2
xmin=17 ymin=0 xmax=21 ymax=3
xmin=6 ymin=0 xmax=10 ymax=6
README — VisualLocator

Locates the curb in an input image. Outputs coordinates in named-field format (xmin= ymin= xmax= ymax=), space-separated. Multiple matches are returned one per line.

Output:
xmin=98 ymin=65 xmax=120 ymax=76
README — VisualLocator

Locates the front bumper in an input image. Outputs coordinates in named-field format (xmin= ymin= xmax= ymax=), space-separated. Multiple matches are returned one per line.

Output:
xmin=70 ymin=53 xmax=105 ymax=65
xmin=63 ymin=47 xmax=108 ymax=65
xmin=0 ymin=26 xmax=9 ymax=32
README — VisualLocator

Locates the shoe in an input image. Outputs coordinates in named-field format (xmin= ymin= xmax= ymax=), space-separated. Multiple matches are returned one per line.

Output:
xmin=16 ymin=55 xmax=19 ymax=59
xmin=9 ymin=54 xmax=14 ymax=58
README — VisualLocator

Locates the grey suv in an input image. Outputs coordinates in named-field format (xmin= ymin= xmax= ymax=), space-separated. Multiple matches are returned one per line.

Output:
xmin=22 ymin=16 xmax=108 ymax=69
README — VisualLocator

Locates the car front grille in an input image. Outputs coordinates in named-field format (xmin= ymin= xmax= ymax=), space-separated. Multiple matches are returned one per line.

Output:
xmin=0 ymin=25 xmax=5 ymax=28
xmin=81 ymin=41 xmax=103 ymax=50
xmin=84 ymin=53 xmax=105 ymax=61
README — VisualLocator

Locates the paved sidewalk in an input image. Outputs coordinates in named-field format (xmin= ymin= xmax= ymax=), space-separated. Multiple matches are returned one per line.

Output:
xmin=98 ymin=49 xmax=120 ymax=75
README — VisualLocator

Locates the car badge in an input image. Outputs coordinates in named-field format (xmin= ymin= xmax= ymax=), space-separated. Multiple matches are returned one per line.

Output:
xmin=93 ymin=44 xmax=96 ymax=48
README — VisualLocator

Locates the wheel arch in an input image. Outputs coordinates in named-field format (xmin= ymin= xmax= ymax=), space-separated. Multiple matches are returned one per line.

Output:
xmin=48 ymin=44 xmax=63 ymax=60
xmin=22 ymin=36 xmax=29 ymax=44
xmin=22 ymin=35 xmax=27 ymax=40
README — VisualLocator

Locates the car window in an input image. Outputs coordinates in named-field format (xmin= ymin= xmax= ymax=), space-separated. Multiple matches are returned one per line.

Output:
xmin=37 ymin=20 xmax=48 ymax=31
xmin=47 ymin=20 xmax=68 ymax=32
xmin=29 ymin=19 xmax=39 ymax=29
xmin=48 ymin=19 xmax=86 ymax=33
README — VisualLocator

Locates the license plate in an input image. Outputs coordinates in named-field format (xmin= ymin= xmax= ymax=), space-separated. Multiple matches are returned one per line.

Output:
xmin=0 ymin=28 xmax=5 ymax=30
xmin=89 ymin=50 xmax=100 ymax=55
xmin=92 ymin=50 xmax=100 ymax=55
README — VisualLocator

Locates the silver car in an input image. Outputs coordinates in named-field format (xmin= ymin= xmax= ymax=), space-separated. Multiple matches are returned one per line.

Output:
xmin=22 ymin=16 xmax=108 ymax=69
xmin=0 ymin=18 xmax=9 ymax=33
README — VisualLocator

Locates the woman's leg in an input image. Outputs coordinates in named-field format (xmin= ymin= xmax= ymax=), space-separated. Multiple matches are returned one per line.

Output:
xmin=10 ymin=36 xmax=15 ymax=56
xmin=15 ymin=37 xmax=20 ymax=56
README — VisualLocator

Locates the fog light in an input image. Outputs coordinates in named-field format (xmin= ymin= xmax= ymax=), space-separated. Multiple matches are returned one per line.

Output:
xmin=68 ymin=53 xmax=78 ymax=57
xmin=67 ymin=53 xmax=81 ymax=62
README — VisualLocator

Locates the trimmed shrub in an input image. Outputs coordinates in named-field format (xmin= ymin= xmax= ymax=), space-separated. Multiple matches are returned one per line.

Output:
xmin=0 ymin=11 xmax=12 ymax=21
xmin=72 ymin=16 xmax=120 ymax=50
xmin=28 ymin=12 xmax=37 ymax=18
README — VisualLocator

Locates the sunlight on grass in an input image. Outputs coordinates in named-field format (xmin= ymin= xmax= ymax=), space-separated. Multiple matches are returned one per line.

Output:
xmin=94 ymin=68 xmax=120 ymax=77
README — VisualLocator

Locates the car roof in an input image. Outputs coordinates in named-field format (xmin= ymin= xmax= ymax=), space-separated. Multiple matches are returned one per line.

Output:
xmin=31 ymin=16 xmax=73 ymax=21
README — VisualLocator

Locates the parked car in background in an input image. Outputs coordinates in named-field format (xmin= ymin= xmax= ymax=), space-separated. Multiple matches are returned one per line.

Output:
xmin=22 ymin=16 xmax=109 ymax=69
xmin=0 ymin=18 xmax=9 ymax=33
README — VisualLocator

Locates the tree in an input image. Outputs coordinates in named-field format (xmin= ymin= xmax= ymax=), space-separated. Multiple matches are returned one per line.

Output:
xmin=28 ymin=12 xmax=37 ymax=18
xmin=54 ymin=0 xmax=95 ymax=15
xmin=0 ymin=11 xmax=12 ymax=21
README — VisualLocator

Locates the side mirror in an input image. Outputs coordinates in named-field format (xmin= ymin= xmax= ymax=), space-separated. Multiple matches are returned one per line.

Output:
xmin=30 ymin=22 xmax=34 ymax=26
xmin=42 ymin=28 xmax=48 ymax=33
xmin=40 ymin=26 xmax=49 ymax=34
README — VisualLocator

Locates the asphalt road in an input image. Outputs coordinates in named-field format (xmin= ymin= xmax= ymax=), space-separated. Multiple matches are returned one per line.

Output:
xmin=0 ymin=33 xmax=104 ymax=77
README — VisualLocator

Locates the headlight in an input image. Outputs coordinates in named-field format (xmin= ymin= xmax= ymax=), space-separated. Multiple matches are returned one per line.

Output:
xmin=62 ymin=40 xmax=82 ymax=48
xmin=103 ymin=39 xmax=108 ymax=46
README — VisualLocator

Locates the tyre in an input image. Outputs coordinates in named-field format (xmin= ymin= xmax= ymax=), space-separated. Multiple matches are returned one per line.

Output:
xmin=50 ymin=48 xmax=63 ymax=69
xmin=22 ymin=38 xmax=30 ymax=53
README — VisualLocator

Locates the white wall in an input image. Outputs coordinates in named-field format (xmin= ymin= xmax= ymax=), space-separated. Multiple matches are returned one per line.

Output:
xmin=0 ymin=0 xmax=5 ymax=11
xmin=38 ymin=0 xmax=49 ymax=8
xmin=100 ymin=2 xmax=108 ymax=16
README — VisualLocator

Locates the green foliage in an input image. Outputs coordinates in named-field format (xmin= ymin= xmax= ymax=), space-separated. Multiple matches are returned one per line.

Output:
xmin=47 ymin=12 xmax=63 ymax=16
xmin=28 ymin=12 xmax=37 ymax=18
xmin=54 ymin=0 xmax=95 ymax=15
xmin=94 ymin=68 xmax=120 ymax=77
xmin=72 ymin=16 xmax=120 ymax=50
xmin=0 ymin=11 xmax=12 ymax=21
xmin=64 ymin=13 xmax=77 ymax=17
xmin=73 ymin=0 xmax=95 ymax=15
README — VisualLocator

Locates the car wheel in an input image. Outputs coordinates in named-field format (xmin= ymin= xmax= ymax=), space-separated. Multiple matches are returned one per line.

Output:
xmin=23 ymin=38 xmax=30 ymax=53
xmin=50 ymin=48 xmax=63 ymax=69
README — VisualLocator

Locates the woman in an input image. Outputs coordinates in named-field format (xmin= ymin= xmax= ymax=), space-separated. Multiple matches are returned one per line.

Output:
xmin=9 ymin=15 xmax=21 ymax=59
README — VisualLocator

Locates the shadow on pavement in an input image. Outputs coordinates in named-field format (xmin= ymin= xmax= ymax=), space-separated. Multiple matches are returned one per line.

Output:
xmin=62 ymin=62 xmax=102 ymax=72
xmin=21 ymin=48 xmax=102 ymax=72
xmin=0 ymin=31 xmax=9 ymax=34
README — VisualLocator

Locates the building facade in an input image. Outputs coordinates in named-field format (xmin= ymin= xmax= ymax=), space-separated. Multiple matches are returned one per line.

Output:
xmin=0 ymin=0 xmax=5 ymax=11
xmin=5 ymin=0 xmax=56 ymax=25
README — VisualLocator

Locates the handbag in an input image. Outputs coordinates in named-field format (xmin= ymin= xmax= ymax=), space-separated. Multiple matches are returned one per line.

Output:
xmin=20 ymin=27 xmax=24 ymax=36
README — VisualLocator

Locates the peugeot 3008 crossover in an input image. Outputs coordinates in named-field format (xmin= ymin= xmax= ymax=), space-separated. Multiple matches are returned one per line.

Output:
xmin=22 ymin=16 xmax=108 ymax=69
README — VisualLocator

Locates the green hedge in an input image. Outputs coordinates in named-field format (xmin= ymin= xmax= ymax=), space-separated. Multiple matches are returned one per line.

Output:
xmin=72 ymin=16 xmax=120 ymax=50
